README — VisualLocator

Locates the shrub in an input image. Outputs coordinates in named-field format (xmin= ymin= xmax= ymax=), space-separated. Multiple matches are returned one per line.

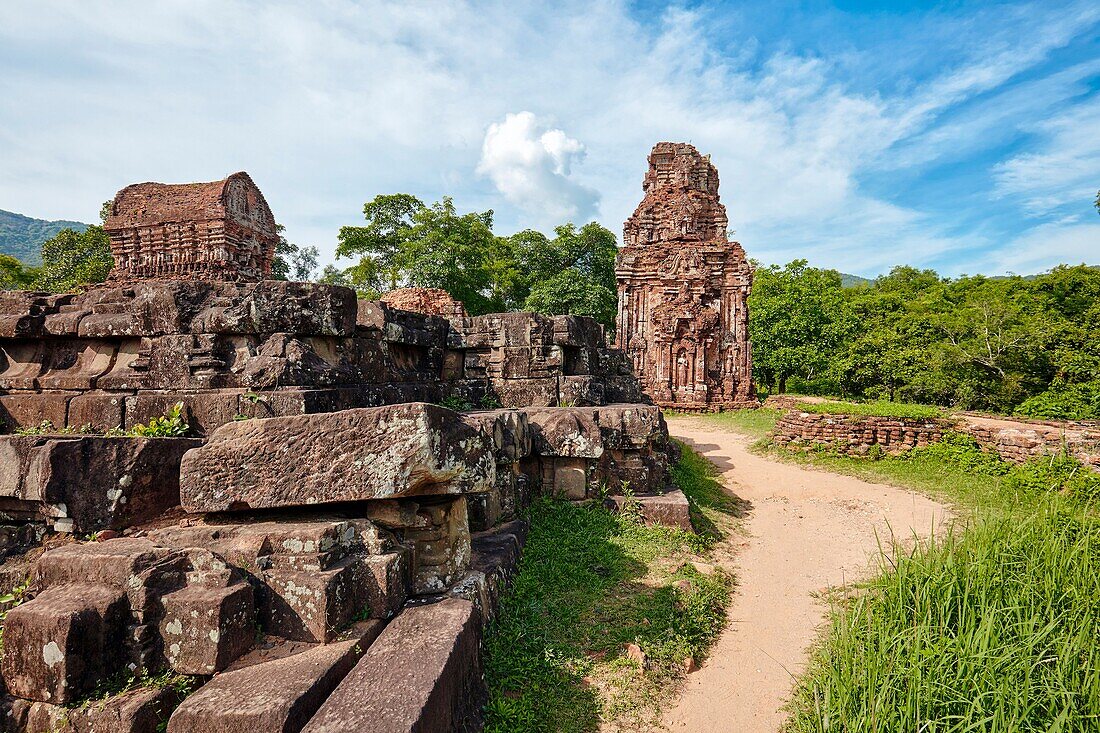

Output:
xmin=1015 ymin=381 xmax=1100 ymax=421
xmin=125 ymin=403 xmax=190 ymax=437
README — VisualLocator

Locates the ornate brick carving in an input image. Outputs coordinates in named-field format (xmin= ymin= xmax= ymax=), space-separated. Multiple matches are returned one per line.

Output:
xmin=616 ymin=142 xmax=755 ymax=410
xmin=104 ymin=172 xmax=278 ymax=282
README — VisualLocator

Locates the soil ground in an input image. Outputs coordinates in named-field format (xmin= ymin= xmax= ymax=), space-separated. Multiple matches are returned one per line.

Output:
xmin=661 ymin=417 xmax=951 ymax=733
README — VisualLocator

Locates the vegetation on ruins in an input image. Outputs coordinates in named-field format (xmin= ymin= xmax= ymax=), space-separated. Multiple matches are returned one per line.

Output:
xmin=483 ymin=447 xmax=739 ymax=732
xmin=332 ymin=193 xmax=619 ymax=327
xmin=749 ymin=260 xmax=1100 ymax=420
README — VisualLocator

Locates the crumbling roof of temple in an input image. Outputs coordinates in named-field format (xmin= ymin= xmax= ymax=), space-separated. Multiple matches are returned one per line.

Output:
xmin=103 ymin=171 xmax=276 ymax=234
xmin=381 ymin=287 xmax=468 ymax=319
xmin=623 ymin=142 xmax=731 ymax=247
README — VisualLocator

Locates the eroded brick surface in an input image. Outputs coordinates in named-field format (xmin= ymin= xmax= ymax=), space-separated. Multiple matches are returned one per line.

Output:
xmin=616 ymin=142 xmax=756 ymax=411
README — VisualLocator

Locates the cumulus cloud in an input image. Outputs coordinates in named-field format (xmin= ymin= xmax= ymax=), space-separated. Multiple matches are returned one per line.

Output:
xmin=477 ymin=112 xmax=600 ymax=224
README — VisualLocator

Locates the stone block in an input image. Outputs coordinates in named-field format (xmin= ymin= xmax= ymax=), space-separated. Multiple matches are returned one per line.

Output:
xmin=67 ymin=391 xmax=127 ymax=431
xmin=1 ymin=584 xmax=128 ymax=703
xmin=167 ymin=622 xmax=383 ymax=733
xmin=0 ymin=436 xmax=200 ymax=534
xmin=179 ymin=403 xmax=495 ymax=513
xmin=22 ymin=685 xmax=181 ymax=733
xmin=607 ymin=489 xmax=693 ymax=531
xmin=302 ymin=598 xmax=484 ymax=733
xmin=259 ymin=556 xmax=369 ymax=643
xmin=459 ymin=409 xmax=531 ymax=464
xmin=491 ymin=377 xmax=558 ymax=408
xmin=0 ymin=392 xmax=72 ymax=431
xmin=159 ymin=582 xmax=255 ymax=674
xmin=35 ymin=538 xmax=175 ymax=590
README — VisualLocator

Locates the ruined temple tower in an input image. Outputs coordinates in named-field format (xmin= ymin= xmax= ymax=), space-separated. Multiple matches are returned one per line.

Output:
xmin=615 ymin=142 xmax=755 ymax=410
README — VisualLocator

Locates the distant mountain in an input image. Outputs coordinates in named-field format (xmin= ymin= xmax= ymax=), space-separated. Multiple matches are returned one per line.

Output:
xmin=839 ymin=273 xmax=871 ymax=288
xmin=0 ymin=209 xmax=89 ymax=265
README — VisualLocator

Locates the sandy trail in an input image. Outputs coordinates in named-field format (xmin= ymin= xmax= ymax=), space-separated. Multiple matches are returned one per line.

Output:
xmin=662 ymin=418 xmax=950 ymax=733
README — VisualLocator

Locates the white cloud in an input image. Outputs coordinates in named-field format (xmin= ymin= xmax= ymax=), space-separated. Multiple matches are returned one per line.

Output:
xmin=993 ymin=95 xmax=1100 ymax=218
xmin=477 ymin=112 xmax=599 ymax=224
xmin=993 ymin=222 xmax=1100 ymax=273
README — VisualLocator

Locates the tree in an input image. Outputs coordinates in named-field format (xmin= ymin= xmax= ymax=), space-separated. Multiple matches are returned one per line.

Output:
xmin=333 ymin=192 xmax=621 ymax=323
xmin=336 ymin=194 xmax=425 ymax=291
xmin=749 ymin=260 xmax=853 ymax=393
xmin=33 ymin=226 xmax=112 ymax=293
xmin=0 ymin=255 xmax=37 ymax=290
xmin=512 ymin=222 xmax=619 ymax=329
xmin=271 ymin=225 xmax=319 ymax=282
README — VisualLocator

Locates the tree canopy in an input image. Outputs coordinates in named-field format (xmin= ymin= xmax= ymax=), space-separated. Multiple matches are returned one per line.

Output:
xmin=749 ymin=260 xmax=1100 ymax=419
xmin=332 ymin=193 xmax=620 ymax=326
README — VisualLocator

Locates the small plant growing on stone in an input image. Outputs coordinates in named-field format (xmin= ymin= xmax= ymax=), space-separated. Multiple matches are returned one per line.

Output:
xmin=439 ymin=396 xmax=473 ymax=412
xmin=479 ymin=393 xmax=501 ymax=409
xmin=127 ymin=403 xmax=190 ymax=438
xmin=0 ymin=575 xmax=32 ymax=654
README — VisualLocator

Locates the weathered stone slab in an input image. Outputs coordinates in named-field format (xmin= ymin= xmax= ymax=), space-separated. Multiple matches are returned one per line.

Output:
xmin=0 ymin=436 xmax=200 ymax=533
xmin=607 ymin=489 xmax=693 ymax=531
xmin=1 ymin=584 xmax=128 ymax=703
xmin=167 ymin=621 xmax=383 ymax=733
xmin=180 ymin=403 xmax=495 ymax=513
xmin=21 ymin=685 xmax=181 ymax=733
xmin=303 ymin=598 xmax=484 ymax=733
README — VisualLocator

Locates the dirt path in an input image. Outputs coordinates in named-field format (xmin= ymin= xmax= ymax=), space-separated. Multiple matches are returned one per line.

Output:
xmin=662 ymin=418 xmax=951 ymax=733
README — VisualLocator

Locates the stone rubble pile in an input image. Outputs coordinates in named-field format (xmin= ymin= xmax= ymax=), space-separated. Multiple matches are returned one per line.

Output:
xmin=0 ymin=171 xmax=689 ymax=733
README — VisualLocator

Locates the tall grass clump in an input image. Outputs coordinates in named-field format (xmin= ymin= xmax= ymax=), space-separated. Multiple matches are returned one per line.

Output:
xmin=789 ymin=502 xmax=1100 ymax=732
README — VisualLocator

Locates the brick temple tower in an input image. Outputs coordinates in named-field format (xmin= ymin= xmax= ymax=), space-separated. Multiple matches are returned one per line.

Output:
xmin=104 ymin=171 xmax=278 ymax=282
xmin=615 ymin=142 xmax=755 ymax=410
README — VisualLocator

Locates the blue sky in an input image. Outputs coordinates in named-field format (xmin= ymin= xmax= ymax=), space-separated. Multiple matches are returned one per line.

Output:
xmin=1 ymin=0 xmax=1097 ymax=277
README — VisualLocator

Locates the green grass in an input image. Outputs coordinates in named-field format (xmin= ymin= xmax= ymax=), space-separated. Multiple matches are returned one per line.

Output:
xmin=788 ymin=500 xmax=1100 ymax=732
xmin=665 ymin=407 xmax=783 ymax=440
xmin=793 ymin=400 xmax=945 ymax=419
xmin=483 ymin=445 xmax=739 ymax=733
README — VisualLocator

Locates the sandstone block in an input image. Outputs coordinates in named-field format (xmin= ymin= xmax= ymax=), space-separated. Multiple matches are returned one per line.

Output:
xmin=0 ymin=436 xmax=200 ymax=533
xmin=303 ymin=598 xmax=484 ymax=733
xmin=1 ymin=584 xmax=128 ymax=703
xmin=179 ymin=403 xmax=495 ymax=513
xmin=22 ymin=685 xmax=181 ymax=733
xmin=607 ymin=489 xmax=693 ymax=531
xmin=167 ymin=622 xmax=382 ymax=733
xmin=159 ymin=582 xmax=254 ymax=674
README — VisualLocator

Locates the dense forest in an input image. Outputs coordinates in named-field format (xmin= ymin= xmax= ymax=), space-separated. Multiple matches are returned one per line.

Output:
xmin=750 ymin=260 xmax=1100 ymax=419
xmin=4 ymin=192 xmax=1096 ymax=420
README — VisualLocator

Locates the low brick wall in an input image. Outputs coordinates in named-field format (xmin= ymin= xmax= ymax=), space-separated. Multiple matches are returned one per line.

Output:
xmin=961 ymin=417 xmax=1100 ymax=470
xmin=770 ymin=408 xmax=1100 ymax=470
xmin=771 ymin=410 xmax=955 ymax=456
